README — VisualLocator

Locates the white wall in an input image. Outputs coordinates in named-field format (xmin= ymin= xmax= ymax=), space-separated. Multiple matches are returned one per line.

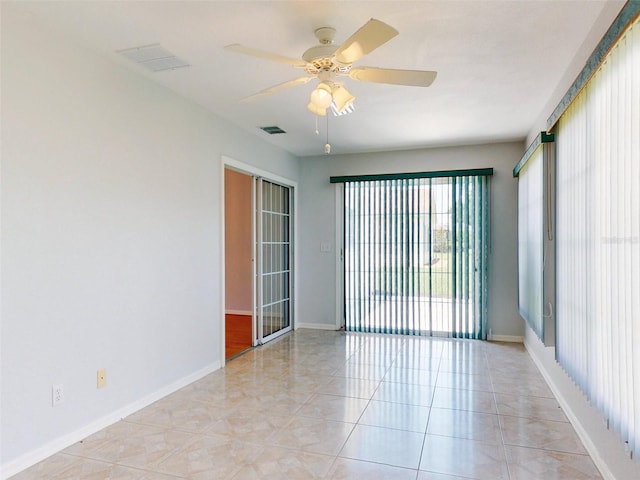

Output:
xmin=0 ymin=5 xmax=298 ymax=474
xmin=298 ymin=142 xmax=524 ymax=338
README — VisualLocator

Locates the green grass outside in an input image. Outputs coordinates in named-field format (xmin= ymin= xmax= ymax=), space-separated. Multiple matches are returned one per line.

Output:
xmin=371 ymin=252 xmax=467 ymax=298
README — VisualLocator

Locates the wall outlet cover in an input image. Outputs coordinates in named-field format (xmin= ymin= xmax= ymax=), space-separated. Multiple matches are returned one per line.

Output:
xmin=52 ymin=384 xmax=64 ymax=406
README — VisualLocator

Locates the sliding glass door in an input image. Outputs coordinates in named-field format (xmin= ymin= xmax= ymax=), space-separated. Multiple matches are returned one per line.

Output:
xmin=340 ymin=171 xmax=490 ymax=338
xmin=257 ymin=179 xmax=292 ymax=343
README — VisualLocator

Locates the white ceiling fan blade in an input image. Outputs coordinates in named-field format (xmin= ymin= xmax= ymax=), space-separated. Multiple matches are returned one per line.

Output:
xmin=349 ymin=67 xmax=437 ymax=87
xmin=334 ymin=19 xmax=398 ymax=65
xmin=240 ymin=77 xmax=313 ymax=102
xmin=225 ymin=43 xmax=308 ymax=68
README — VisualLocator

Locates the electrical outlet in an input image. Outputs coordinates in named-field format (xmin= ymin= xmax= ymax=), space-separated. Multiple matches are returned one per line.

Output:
xmin=52 ymin=384 xmax=64 ymax=406
xmin=97 ymin=368 xmax=107 ymax=389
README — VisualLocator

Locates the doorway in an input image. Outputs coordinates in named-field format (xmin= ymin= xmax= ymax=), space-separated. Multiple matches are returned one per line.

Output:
xmin=224 ymin=168 xmax=253 ymax=358
xmin=223 ymin=160 xmax=295 ymax=361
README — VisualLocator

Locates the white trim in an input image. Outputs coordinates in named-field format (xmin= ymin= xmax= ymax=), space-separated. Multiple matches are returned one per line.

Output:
xmin=296 ymin=322 xmax=339 ymax=331
xmin=251 ymin=175 xmax=258 ymax=347
xmin=223 ymin=156 xmax=297 ymax=191
xmin=1 ymin=362 xmax=220 ymax=480
xmin=225 ymin=310 xmax=252 ymax=316
xmin=220 ymin=159 xmax=227 ymax=368
xmin=488 ymin=334 xmax=523 ymax=343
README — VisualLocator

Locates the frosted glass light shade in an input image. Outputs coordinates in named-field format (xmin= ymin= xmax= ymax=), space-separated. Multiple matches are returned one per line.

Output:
xmin=331 ymin=86 xmax=355 ymax=113
xmin=307 ymin=102 xmax=326 ymax=116
xmin=310 ymin=82 xmax=332 ymax=108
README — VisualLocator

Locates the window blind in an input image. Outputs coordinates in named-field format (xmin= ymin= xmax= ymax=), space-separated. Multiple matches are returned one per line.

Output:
xmin=514 ymin=133 xmax=556 ymax=346
xmin=517 ymin=146 xmax=544 ymax=339
xmin=339 ymin=171 xmax=491 ymax=338
xmin=555 ymin=13 xmax=640 ymax=459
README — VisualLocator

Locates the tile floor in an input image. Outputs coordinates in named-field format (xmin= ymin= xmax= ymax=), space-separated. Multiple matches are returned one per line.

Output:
xmin=11 ymin=330 xmax=602 ymax=479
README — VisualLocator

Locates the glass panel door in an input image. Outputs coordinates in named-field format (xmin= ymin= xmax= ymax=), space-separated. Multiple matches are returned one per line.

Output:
xmin=257 ymin=179 xmax=292 ymax=343
xmin=343 ymin=174 xmax=489 ymax=338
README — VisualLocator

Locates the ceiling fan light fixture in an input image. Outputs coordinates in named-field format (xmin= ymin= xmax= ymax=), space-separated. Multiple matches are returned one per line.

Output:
xmin=310 ymin=82 xmax=333 ymax=108
xmin=331 ymin=85 xmax=355 ymax=113
xmin=307 ymin=102 xmax=327 ymax=116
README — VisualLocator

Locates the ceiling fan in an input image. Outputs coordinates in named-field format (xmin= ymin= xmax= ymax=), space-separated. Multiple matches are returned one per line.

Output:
xmin=225 ymin=18 xmax=437 ymax=116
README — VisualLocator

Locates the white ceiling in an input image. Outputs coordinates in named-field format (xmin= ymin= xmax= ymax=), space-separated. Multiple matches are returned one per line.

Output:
xmin=14 ymin=1 xmax=623 ymax=157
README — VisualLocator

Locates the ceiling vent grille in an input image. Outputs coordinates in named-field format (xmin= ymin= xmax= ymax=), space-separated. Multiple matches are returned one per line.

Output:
xmin=260 ymin=126 xmax=286 ymax=135
xmin=117 ymin=44 xmax=189 ymax=72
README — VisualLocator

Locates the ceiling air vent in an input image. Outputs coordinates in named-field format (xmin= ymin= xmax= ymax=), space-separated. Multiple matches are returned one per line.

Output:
xmin=260 ymin=126 xmax=286 ymax=135
xmin=117 ymin=44 xmax=189 ymax=72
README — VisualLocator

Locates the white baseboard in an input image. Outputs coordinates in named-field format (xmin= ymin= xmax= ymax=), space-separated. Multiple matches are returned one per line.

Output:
xmin=225 ymin=310 xmax=252 ymax=316
xmin=1 ymin=361 xmax=221 ymax=480
xmin=295 ymin=322 xmax=339 ymax=331
xmin=523 ymin=325 xmax=640 ymax=480
xmin=488 ymin=334 xmax=523 ymax=343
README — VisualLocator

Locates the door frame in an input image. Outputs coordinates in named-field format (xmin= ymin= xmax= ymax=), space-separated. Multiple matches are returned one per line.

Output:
xmin=220 ymin=155 xmax=298 ymax=367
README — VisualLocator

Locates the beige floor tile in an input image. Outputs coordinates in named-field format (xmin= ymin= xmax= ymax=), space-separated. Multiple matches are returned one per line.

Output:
xmin=372 ymin=381 xmax=435 ymax=406
xmin=340 ymin=424 xmax=425 ymax=469
xmin=438 ymin=357 xmax=490 ymax=375
xmin=270 ymin=415 xmax=355 ymax=456
xmin=505 ymin=445 xmax=602 ymax=479
xmin=431 ymin=387 xmax=497 ymax=414
xmin=156 ymin=434 xmax=262 ymax=479
xmin=315 ymin=376 xmax=380 ymax=399
xmin=268 ymin=373 xmax=334 ymax=393
xmin=417 ymin=471 xmax=476 ymax=480
xmin=332 ymin=362 xmax=389 ymax=381
xmin=249 ymin=389 xmax=312 ymax=416
xmin=289 ymin=362 xmax=340 ymax=376
xmin=492 ymin=375 xmax=554 ymax=398
xmin=328 ymin=457 xmax=418 ymax=479
xmin=125 ymin=397 xmax=242 ymax=431
xmin=347 ymin=352 xmax=396 ymax=368
xmin=296 ymin=393 xmax=369 ymax=423
xmin=427 ymin=407 xmax=502 ymax=444
xmin=436 ymin=371 xmax=494 ymax=392
xmin=393 ymin=353 xmax=441 ymax=371
xmin=495 ymin=393 xmax=568 ymax=422
xmin=359 ymin=399 xmax=430 ymax=432
xmin=63 ymin=421 xmax=192 ymax=469
xmin=204 ymin=413 xmax=290 ymax=443
xmin=401 ymin=339 xmax=446 ymax=357
xmin=231 ymin=447 xmax=334 ymax=479
xmin=384 ymin=365 xmax=439 ymax=386
xmin=7 ymin=453 xmax=78 ymax=480
xmin=500 ymin=415 xmax=587 ymax=454
xmin=420 ymin=434 xmax=509 ymax=480
xmin=24 ymin=456 xmax=183 ymax=480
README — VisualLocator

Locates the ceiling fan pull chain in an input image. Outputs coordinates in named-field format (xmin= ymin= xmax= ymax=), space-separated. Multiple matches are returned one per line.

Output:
xmin=325 ymin=114 xmax=331 ymax=154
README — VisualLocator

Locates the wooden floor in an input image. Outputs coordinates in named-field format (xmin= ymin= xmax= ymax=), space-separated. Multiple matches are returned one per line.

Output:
xmin=225 ymin=314 xmax=253 ymax=359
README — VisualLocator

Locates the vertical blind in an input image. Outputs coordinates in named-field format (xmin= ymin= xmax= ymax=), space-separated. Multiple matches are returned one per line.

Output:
xmin=337 ymin=171 xmax=491 ymax=338
xmin=517 ymin=146 xmax=544 ymax=339
xmin=555 ymin=14 xmax=639 ymax=459
xmin=514 ymin=133 xmax=556 ymax=346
